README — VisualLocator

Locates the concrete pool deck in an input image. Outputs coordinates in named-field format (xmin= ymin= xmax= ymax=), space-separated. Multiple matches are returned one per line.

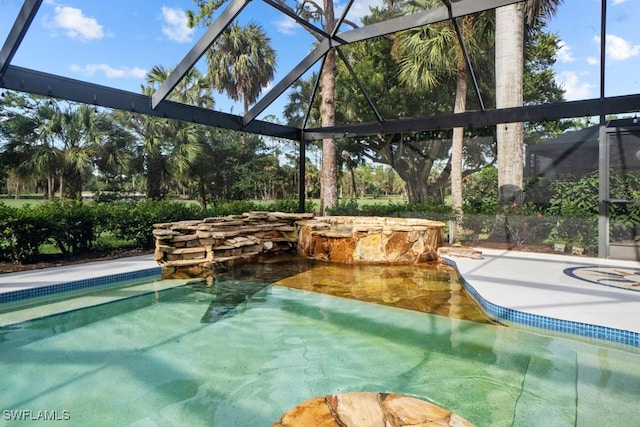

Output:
xmin=0 ymin=249 xmax=639 ymax=339
xmin=446 ymin=248 xmax=640 ymax=336
xmin=0 ymin=255 xmax=159 ymax=294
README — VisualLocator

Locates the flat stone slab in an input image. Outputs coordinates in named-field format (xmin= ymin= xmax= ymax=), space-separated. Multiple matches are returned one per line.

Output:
xmin=438 ymin=245 xmax=483 ymax=260
xmin=273 ymin=392 xmax=475 ymax=427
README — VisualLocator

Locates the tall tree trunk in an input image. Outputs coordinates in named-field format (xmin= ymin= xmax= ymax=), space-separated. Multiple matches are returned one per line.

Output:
xmin=451 ymin=70 xmax=468 ymax=215
xmin=349 ymin=166 xmax=357 ymax=198
xmin=146 ymin=151 xmax=164 ymax=200
xmin=394 ymin=161 xmax=432 ymax=204
xmin=64 ymin=168 xmax=83 ymax=200
xmin=47 ymin=176 xmax=54 ymax=199
xmin=320 ymin=0 xmax=337 ymax=215
xmin=495 ymin=4 xmax=525 ymax=207
xmin=197 ymin=177 xmax=206 ymax=211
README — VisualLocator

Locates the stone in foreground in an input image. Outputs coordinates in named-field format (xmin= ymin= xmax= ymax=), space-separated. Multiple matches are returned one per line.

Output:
xmin=273 ymin=392 xmax=475 ymax=427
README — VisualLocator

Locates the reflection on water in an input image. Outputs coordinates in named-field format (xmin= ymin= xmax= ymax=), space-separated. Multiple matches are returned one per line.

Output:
xmin=1 ymin=255 xmax=639 ymax=426
xmin=217 ymin=254 xmax=492 ymax=324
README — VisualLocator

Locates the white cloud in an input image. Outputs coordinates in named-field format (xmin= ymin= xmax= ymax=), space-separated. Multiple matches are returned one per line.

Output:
xmin=274 ymin=0 xmax=384 ymax=34
xmin=161 ymin=6 xmax=194 ymax=43
xmin=586 ymin=57 xmax=599 ymax=65
xmin=274 ymin=17 xmax=298 ymax=35
xmin=556 ymin=71 xmax=595 ymax=101
xmin=612 ymin=0 xmax=629 ymax=4
xmin=70 ymin=63 xmax=147 ymax=79
xmin=51 ymin=6 xmax=104 ymax=42
xmin=606 ymin=34 xmax=640 ymax=61
xmin=338 ymin=0 xmax=384 ymax=22
xmin=557 ymin=41 xmax=576 ymax=63
xmin=594 ymin=34 xmax=640 ymax=61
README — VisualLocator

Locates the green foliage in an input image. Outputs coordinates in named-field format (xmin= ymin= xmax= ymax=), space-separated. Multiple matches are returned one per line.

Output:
xmin=460 ymin=169 xmax=614 ymax=250
xmin=36 ymin=200 xmax=102 ymax=255
xmin=609 ymin=171 xmax=640 ymax=241
xmin=533 ymin=172 xmax=601 ymax=252
xmin=261 ymin=198 xmax=316 ymax=214
xmin=201 ymin=200 xmax=259 ymax=217
xmin=106 ymin=199 xmax=201 ymax=248
xmin=0 ymin=202 xmax=53 ymax=263
xmin=547 ymin=172 xmax=599 ymax=217
xmin=0 ymin=197 xmax=326 ymax=264
xmin=523 ymin=177 xmax=555 ymax=211
xmin=326 ymin=200 xmax=360 ymax=216
xmin=327 ymin=199 xmax=452 ymax=220
xmin=463 ymin=167 xmax=499 ymax=214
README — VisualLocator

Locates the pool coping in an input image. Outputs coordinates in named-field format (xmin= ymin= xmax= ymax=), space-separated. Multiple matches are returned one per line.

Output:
xmin=445 ymin=258 xmax=639 ymax=348
xmin=0 ymin=267 xmax=161 ymax=304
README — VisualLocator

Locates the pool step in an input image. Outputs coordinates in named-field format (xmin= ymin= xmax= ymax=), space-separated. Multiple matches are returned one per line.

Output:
xmin=0 ymin=279 xmax=193 ymax=327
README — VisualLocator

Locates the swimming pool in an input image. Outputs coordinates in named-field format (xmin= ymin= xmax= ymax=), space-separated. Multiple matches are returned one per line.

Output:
xmin=1 ymin=259 xmax=639 ymax=426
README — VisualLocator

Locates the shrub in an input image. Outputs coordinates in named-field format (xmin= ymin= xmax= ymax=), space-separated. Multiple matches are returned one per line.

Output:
xmin=609 ymin=172 xmax=640 ymax=241
xmin=36 ymin=200 xmax=102 ymax=255
xmin=202 ymin=200 xmax=259 ymax=217
xmin=0 ymin=202 xmax=55 ymax=263
xmin=326 ymin=200 xmax=361 ymax=216
xmin=106 ymin=199 xmax=201 ymax=248
xmin=327 ymin=200 xmax=452 ymax=219
xmin=463 ymin=167 xmax=499 ymax=214
xmin=262 ymin=198 xmax=316 ymax=213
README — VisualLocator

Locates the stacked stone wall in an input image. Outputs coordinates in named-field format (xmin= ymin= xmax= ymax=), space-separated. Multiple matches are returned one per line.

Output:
xmin=153 ymin=213 xmax=446 ymax=278
xmin=153 ymin=211 xmax=313 ymax=278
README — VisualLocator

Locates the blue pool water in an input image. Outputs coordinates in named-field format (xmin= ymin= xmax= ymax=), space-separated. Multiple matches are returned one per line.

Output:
xmin=0 ymin=263 xmax=639 ymax=426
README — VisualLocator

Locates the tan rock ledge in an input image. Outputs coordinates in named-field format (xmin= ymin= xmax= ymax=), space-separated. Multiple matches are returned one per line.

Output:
xmin=297 ymin=216 xmax=445 ymax=264
xmin=154 ymin=213 xmax=447 ymax=278
xmin=273 ymin=392 xmax=475 ymax=427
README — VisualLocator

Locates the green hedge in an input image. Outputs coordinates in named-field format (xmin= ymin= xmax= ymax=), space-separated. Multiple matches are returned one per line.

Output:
xmin=0 ymin=198 xmax=318 ymax=264
xmin=1 ymin=173 xmax=637 ymax=264
xmin=0 ymin=203 xmax=53 ymax=263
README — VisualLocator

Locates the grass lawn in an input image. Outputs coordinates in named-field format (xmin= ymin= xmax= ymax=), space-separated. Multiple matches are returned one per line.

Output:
xmin=0 ymin=197 xmax=47 ymax=208
xmin=1 ymin=194 xmax=409 ymax=210
xmin=251 ymin=195 xmax=408 ymax=210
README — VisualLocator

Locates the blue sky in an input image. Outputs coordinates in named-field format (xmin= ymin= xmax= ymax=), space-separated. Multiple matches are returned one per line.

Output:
xmin=547 ymin=0 xmax=639 ymax=102
xmin=1 ymin=0 xmax=638 ymax=121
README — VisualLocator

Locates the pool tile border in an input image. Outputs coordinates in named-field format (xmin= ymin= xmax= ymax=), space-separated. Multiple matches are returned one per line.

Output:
xmin=445 ymin=258 xmax=639 ymax=348
xmin=0 ymin=267 xmax=161 ymax=304
xmin=2 ymin=261 xmax=638 ymax=348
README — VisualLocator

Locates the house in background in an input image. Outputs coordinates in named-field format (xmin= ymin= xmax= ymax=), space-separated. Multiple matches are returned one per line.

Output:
xmin=526 ymin=118 xmax=640 ymax=179
xmin=525 ymin=118 xmax=640 ymax=260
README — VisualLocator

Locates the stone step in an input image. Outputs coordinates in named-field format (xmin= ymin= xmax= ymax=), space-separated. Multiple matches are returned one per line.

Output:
xmin=172 ymin=247 xmax=206 ymax=255
xmin=171 ymin=234 xmax=200 ymax=242
xmin=164 ymin=258 xmax=210 ymax=267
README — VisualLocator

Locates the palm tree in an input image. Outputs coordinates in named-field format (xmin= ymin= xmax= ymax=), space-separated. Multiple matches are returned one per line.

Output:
xmin=0 ymin=93 xmax=42 ymax=197
xmin=94 ymin=121 xmax=137 ymax=193
xmin=206 ymin=22 xmax=276 ymax=114
xmin=495 ymin=0 xmax=563 ymax=206
xmin=395 ymin=0 xmax=491 ymax=216
xmin=114 ymin=66 xmax=214 ymax=199
xmin=30 ymin=142 xmax=62 ymax=198
xmin=318 ymin=0 xmax=338 ymax=215
xmin=189 ymin=2 xmax=342 ymax=213
xmin=34 ymin=102 xmax=107 ymax=200
xmin=283 ymin=72 xmax=320 ymax=128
